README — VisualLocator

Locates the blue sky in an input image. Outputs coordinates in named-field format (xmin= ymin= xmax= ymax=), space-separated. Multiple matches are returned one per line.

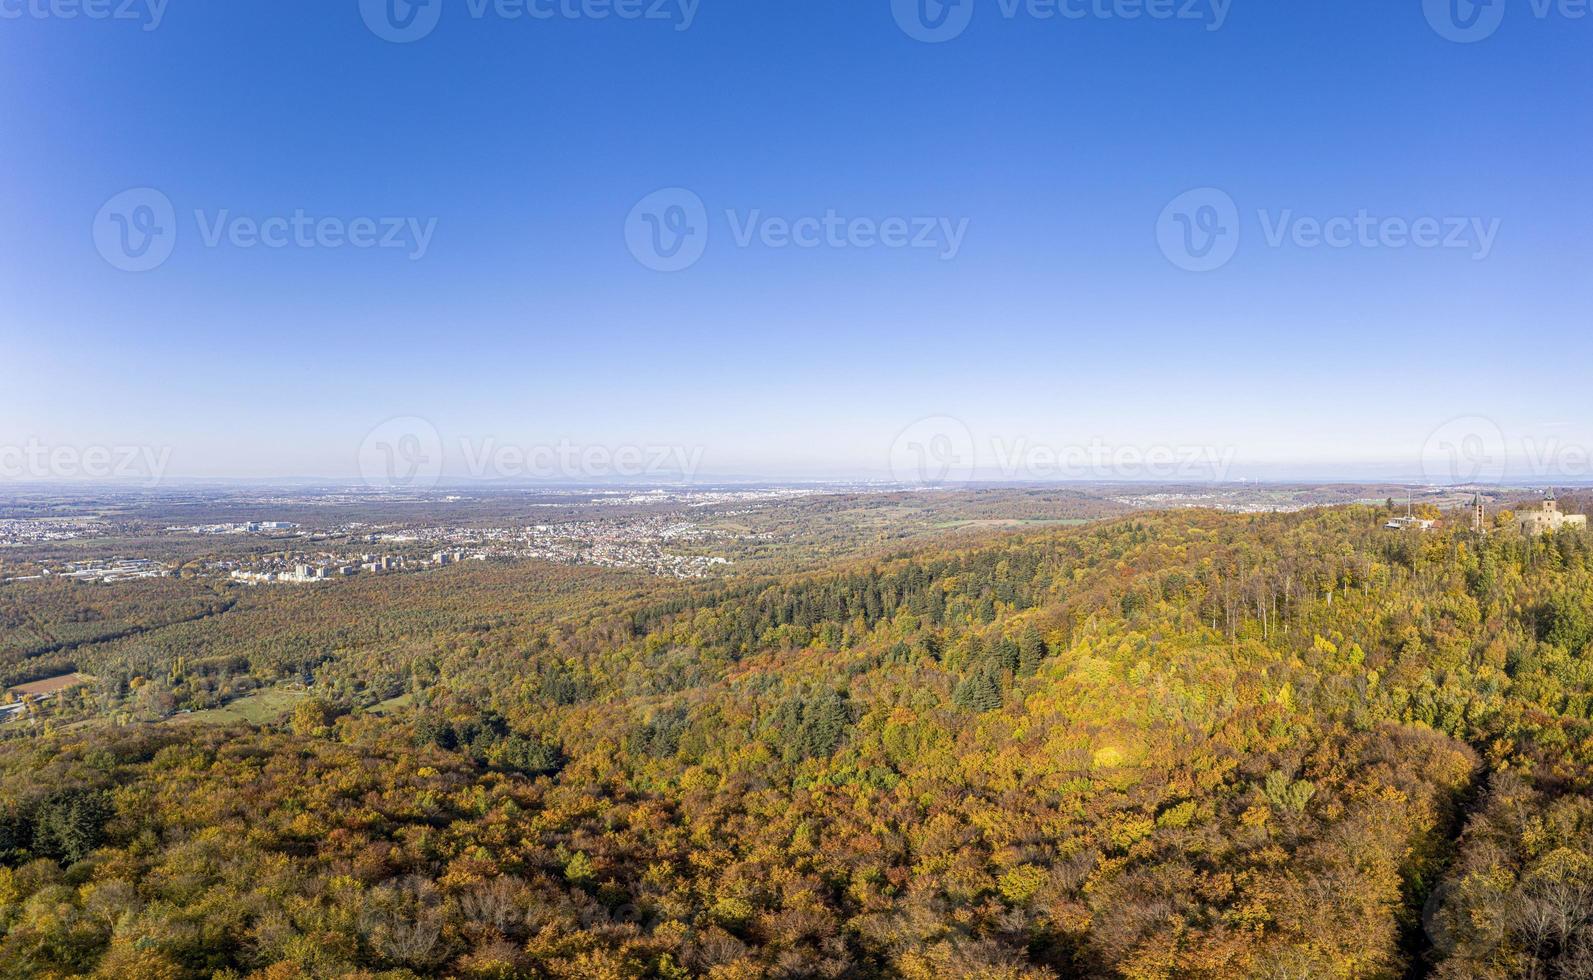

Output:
xmin=2 ymin=0 xmax=1590 ymax=483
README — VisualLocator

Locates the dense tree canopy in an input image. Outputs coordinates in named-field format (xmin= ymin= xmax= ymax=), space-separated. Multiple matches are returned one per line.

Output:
xmin=3 ymin=505 xmax=1593 ymax=977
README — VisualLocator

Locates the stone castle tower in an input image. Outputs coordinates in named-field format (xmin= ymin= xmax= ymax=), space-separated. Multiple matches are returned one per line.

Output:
xmin=1518 ymin=490 xmax=1589 ymax=537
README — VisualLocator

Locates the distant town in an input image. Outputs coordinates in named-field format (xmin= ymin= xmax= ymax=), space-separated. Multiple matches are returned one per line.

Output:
xmin=4 ymin=483 xmax=1591 ymax=592
xmin=1 ymin=500 xmax=761 ymax=585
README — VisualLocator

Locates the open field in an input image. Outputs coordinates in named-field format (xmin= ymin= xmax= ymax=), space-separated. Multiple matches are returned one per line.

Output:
xmin=169 ymin=686 xmax=309 ymax=726
xmin=8 ymin=672 xmax=90 ymax=698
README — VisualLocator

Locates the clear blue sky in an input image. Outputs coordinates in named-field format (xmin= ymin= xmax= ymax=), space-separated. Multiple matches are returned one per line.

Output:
xmin=2 ymin=0 xmax=1590 ymax=483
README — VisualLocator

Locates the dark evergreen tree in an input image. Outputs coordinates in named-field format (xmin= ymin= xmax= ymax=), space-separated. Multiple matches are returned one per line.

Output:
xmin=1018 ymin=624 xmax=1047 ymax=676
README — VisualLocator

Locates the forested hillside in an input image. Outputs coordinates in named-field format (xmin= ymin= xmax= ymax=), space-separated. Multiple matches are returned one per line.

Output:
xmin=3 ymin=506 xmax=1592 ymax=978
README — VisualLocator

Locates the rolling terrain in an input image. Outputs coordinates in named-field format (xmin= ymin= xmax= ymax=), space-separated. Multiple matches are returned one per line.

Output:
xmin=1 ymin=498 xmax=1591 ymax=977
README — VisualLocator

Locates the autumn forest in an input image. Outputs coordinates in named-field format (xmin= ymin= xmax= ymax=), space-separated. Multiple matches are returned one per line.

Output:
xmin=3 ymin=499 xmax=1593 ymax=979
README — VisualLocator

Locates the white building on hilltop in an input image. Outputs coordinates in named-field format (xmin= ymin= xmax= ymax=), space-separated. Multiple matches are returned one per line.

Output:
xmin=1384 ymin=494 xmax=1435 ymax=532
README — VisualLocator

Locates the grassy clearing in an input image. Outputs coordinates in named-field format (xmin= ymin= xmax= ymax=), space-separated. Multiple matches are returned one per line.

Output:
xmin=171 ymin=687 xmax=308 ymax=727
xmin=366 ymin=692 xmax=413 ymax=716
